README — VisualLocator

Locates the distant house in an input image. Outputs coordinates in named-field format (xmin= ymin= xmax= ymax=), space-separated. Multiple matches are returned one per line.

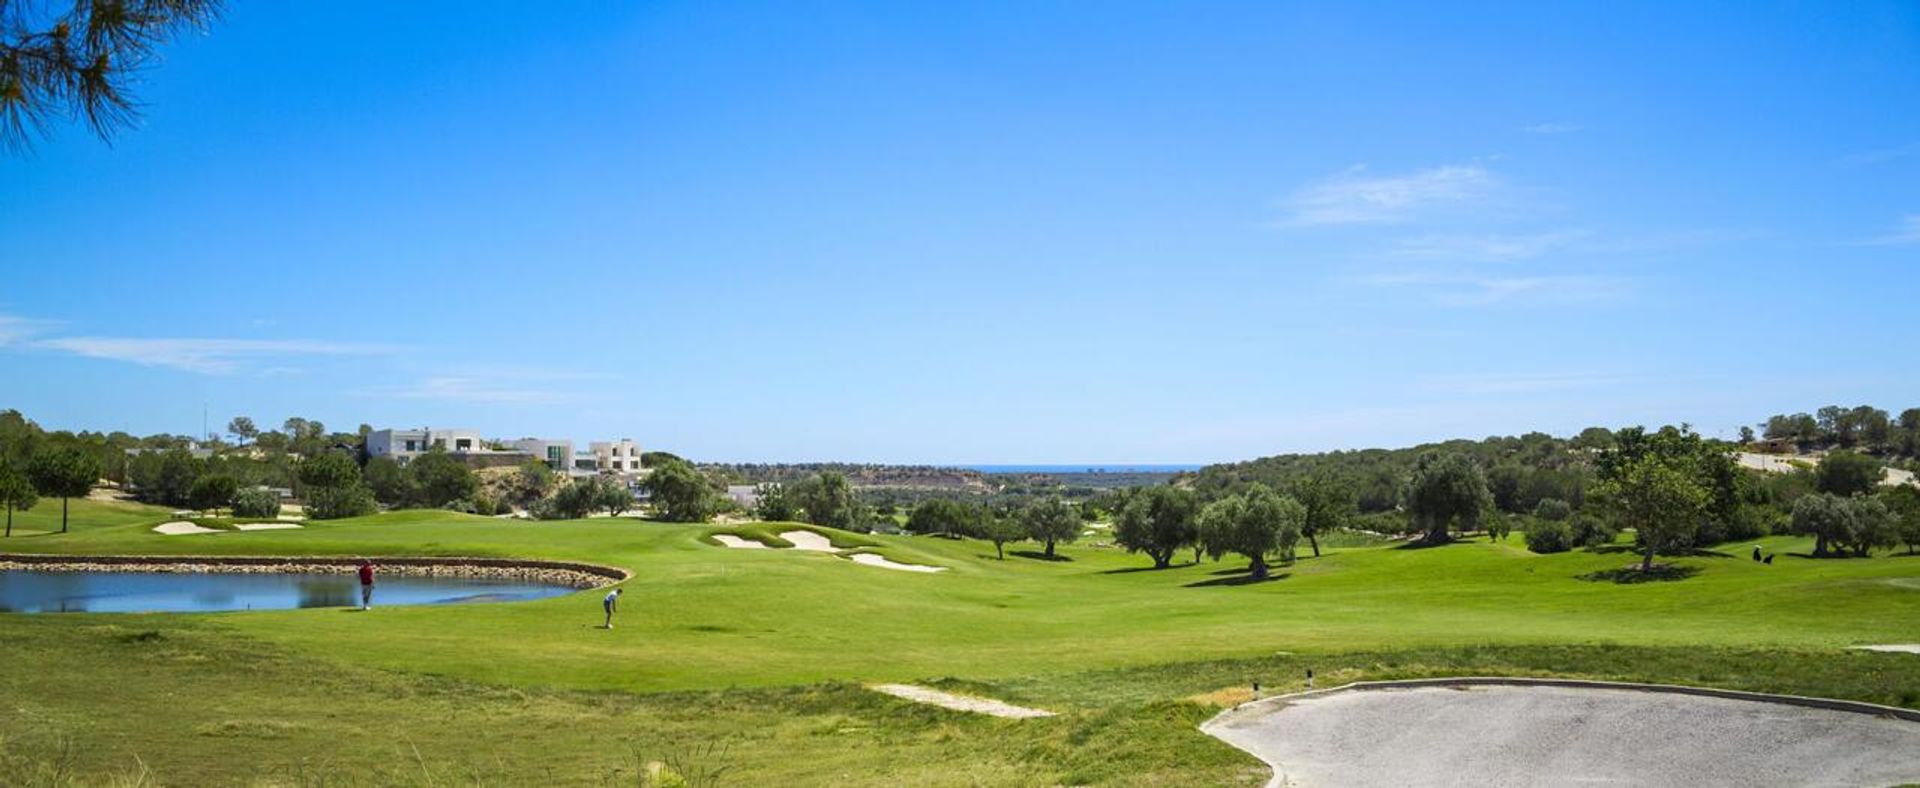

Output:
xmin=1751 ymin=437 xmax=1797 ymax=455
xmin=726 ymin=484 xmax=760 ymax=508
xmin=367 ymin=427 xmax=487 ymax=462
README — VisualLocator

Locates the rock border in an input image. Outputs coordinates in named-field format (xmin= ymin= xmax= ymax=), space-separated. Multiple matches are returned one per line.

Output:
xmin=1202 ymin=677 xmax=1920 ymax=788
xmin=0 ymin=553 xmax=630 ymax=591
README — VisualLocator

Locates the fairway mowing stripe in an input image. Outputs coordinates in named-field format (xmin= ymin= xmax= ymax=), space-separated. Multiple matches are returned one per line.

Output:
xmin=869 ymin=684 xmax=1055 ymax=718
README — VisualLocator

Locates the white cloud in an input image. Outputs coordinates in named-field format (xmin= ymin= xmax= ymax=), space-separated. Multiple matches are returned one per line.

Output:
xmin=1386 ymin=230 xmax=1592 ymax=262
xmin=1524 ymin=122 xmax=1581 ymax=134
xmin=1356 ymin=272 xmax=1629 ymax=307
xmin=1835 ymin=142 xmax=1918 ymax=167
xmin=1861 ymin=214 xmax=1920 ymax=246
xmin=356 ymin=376 xmax=572 ymax=405
xmin=31 ymin=336 xmax=397 ymax=374
xmin=0 ymin=314 xmax=57 ymax=346
xmin=1279 ymin=164 xmax=1497 ymax=226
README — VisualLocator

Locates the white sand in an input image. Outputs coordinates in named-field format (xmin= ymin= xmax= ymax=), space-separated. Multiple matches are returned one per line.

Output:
xmin=712 ymin=534 xmax=769 ymax=549
xmin=153 ymin=521 xmax=219 ymax=535
xmin=233 ymin=522 xmax=303 ymax=531
xmin=870 ymin=684 xmax=1054 ymax=718
xmin=1852 ymin=644 xmax=1920 ymax=654
xmin=780 ymin=530 xmax=839 ymax=552
xmin=848 ymin=553 xmax=946 ymax=573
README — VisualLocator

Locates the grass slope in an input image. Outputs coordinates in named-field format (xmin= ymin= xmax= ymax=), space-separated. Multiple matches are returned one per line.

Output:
xmin=2 ymin=508 xmax=1917 ymax=784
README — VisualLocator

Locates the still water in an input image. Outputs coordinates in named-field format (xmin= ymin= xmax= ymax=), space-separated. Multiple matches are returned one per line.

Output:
xmin=0 ymin=570 xmax=576 ymax=613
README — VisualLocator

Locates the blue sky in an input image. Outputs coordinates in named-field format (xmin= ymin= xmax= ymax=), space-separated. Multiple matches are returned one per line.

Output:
xmin=2 ymin=1 xmax=1916 ymax=463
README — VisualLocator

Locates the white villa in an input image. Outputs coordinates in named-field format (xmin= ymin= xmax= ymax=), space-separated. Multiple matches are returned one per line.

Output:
xmin=371 ymin=428 xmax=646 ymax=482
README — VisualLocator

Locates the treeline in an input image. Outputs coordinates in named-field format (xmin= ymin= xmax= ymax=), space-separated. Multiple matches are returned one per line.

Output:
xmin=1756 ymin=404 xmax=1920 ymax=457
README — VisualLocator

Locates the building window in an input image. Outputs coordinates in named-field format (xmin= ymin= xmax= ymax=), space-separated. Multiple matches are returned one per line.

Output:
xmin=456 ymin=439 xmax=473 ymax=451
xmin=404 ymin=440 xmax=417 ymax=451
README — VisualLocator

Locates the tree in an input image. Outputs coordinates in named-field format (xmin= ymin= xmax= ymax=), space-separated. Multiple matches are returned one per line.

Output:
xmin=1401 ymin=452 xmax=1492 ymax=544
xmin=1597 ymin=425 xmax=1739 ymax=548
xmin=1019 ymin=498 xmax=1080 ymax=557
xmin=297 ymin=451 xmax=361 ymax=491
xmin=227 ymin=416 xmax=258 ymax=446
xmin=1289 ymin=475 xmax=1351 ymax=557
xmin=230 ymin=486 xmax=280 ymax=518
xmin=1881 ymin=485 xmax=1920 ymax=554
xmin=1533 ymin=498 xmax=1573 ymax=521
xmin=906 ymin=498 xmax=974 ymax=538
xmin=132 ymin=447 xmax=199 ymax=507
xmin=0 ymin=0 xmax=223 ymax=151
xmin=595 ymin=477 xmax=635 ymax=516
xmin=976 ymin=510 xmax=1026 ymax=559
xmin=186 ymin=473 xmax=237 ymax=513
xmin=1197 ymin=485 xmax=1304 ymax=580
xmin=1595 ymin=454 xmax=1708 ymax=571
xmin=1815 ymin=451 xmax=1884 ymax=498
xmin=642 ymin=457 xmax=717 ymax=523
xmin=1112 ymin=486 xmax=1197 ymax=568
xmin=27 ymin=447 xmax=99 ymax=533
xmin=407 ymin=449 xmax=477 ymax=508
xmin=753 ymin=482 xmax=798 ymax=521
xmin=790 ymin=472 xmax=857 ymax=529
xmin=1738 ymin=425 xmax=1756 ymax=444
xmin=0 ymin=461 xmax=37 ymax=537
xmin=362 ymin=456 xmax=411 ymax=506
xmin=305 ymin=484 xmax=376 ymax=520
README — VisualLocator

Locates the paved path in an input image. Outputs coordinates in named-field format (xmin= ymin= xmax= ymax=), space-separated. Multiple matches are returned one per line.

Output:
xmin=1205 ymin=684 xmax=1920 ymax=787
xmin=1734 ymin=452 xmax=1917 ymax=486
xmin=869 ymin=684 xmax=1054 ymax=718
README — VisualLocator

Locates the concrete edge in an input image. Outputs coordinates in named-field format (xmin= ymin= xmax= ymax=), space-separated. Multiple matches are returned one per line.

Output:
xmin=1198 ymin=676 xmax=1920 ymax=788
xmin=0 ymin=553 xmax=632 ymax=584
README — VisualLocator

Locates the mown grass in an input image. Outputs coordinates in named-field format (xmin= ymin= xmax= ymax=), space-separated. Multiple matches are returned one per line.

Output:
xmin=2 ymin=504 xmax=1917 ymax=784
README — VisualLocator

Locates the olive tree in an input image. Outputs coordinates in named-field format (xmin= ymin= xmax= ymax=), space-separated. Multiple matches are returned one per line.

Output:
xmin=642 ymin=458 xmax=718 ymax=523
xmin=1289 ymin=475 xmax=1351 ymax=557
xmin=1112 ymin=486 xmax=1198 ymax=569
xmin=1019 ymin=497 xmax=1080 ymax=558
xmin=1401 ymin=452 xmax=1492 ymax=544
xmin=1197 ymin=485 xmax=1304 ymax=580
xmin=976 ymin=510 xmax=1027 ymax=560
xmin=1815 ymin=451 xmax=1885 ymax=497
xmin=1595 ymin=454 xmax=1707 ymax=571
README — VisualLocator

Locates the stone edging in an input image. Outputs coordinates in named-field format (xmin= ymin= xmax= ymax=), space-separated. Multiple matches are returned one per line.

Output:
xmin=1201 ymin=676 xmax=1920 ymax=788
xmin=0 ymin=553 xmax=629 ymax=591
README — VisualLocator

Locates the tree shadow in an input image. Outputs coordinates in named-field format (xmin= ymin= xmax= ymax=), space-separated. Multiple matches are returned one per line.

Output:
xmin=1577 ymin=565 xmax=1702 ymax=584
xmin=1010 ymin=550 xmax=1073 ymax=562
xmin=1097 ymin=563 xmax=1198 ymax=575
xmin=1394 ymin=537 xmax=1465 ymax=550
xmin=1185 ymin=572 xmax=1292 ymax=588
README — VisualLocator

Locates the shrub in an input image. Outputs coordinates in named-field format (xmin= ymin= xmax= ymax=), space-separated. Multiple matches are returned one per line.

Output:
xmin=1525 ymin=518 xmax=1573 ymax=553
xmin=306 ymin=484 xmax=377 ymax=520
xmin=1569 ymin=513 xmax=1617 ymax=548
xmin=230 ymin=487 xmax=282 ymax=518
xmin=1532 ymin=498 xmax=1572 ymax=521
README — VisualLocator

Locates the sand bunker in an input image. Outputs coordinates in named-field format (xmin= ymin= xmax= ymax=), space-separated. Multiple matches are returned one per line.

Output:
xmin=1853 ymin=644 xmax=1920 ymax=654
xmin=848 ymin=553 xmax=946 ymax=573
xmin=870 ymin=684 xmax=1053 ymax=718
xmin=711 ymin=534 xmax=769 ymax=549
xmin=152 ymin=521 xmax=219 ymax=536
xmin=780 ymin=530 xmax=839 ymax=552
xmin=233 ymin=522 xmax=303 ymax=531
xmin=1204 ymin=683 xmax=1920 ymax=788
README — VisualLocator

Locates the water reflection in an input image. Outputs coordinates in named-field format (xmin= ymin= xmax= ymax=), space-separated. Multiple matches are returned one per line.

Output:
xmin=0 ymin=571 xmax=574 ymax=613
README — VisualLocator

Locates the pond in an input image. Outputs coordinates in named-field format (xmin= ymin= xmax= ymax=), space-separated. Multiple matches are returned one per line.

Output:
xmin=0 ymin=570 xmax=577 ymax=613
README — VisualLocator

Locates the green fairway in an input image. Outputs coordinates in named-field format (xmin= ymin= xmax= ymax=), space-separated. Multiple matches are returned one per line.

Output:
xmin=3 ymin=506 xmax=1917 ymax=784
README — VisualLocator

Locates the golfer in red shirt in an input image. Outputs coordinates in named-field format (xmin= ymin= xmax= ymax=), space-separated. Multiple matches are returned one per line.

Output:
xmin=357 ymin=559 xmax=376 ymax=610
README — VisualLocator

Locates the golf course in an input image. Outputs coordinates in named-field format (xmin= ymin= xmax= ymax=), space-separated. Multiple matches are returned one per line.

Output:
xmin=3 ymin=497 xmax=1916 ymax=785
